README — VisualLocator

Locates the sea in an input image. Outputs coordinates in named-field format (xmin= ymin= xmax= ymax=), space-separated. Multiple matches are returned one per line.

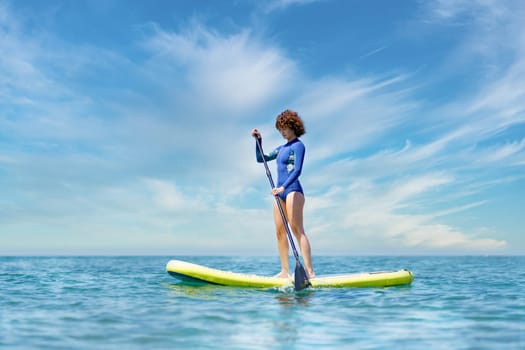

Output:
xmin=1 ymin=256 xmax=523 ymax=349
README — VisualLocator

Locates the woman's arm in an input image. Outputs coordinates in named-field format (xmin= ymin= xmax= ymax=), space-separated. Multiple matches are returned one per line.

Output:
xmin=252 ymin=128 xmax=279 ymax=163
xmin=255 ymin=140 xmax=279 ymax=163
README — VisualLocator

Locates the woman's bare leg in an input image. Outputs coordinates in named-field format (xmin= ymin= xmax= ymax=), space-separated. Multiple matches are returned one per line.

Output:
xmin=286 ymin=192 xmax=315 ymax=278
xmin=273 ymin=198 xmax=290 ymax=278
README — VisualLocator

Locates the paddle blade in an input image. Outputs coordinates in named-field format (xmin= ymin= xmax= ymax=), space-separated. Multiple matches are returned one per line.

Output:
xmin=294 ymin=263 xmax=311 ymax=291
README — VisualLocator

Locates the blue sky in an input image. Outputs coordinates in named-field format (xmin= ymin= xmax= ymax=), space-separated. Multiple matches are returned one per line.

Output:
xmin=1 ymin=0 xmax=524 ymax=256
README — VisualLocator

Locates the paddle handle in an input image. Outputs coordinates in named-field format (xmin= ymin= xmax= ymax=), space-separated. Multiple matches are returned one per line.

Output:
xmin=255 ymin=137 xmax=301 ymax=262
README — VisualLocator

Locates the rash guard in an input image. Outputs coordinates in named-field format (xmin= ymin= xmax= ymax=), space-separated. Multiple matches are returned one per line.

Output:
xmin=256 ymin=138 xmax=305 ymax=200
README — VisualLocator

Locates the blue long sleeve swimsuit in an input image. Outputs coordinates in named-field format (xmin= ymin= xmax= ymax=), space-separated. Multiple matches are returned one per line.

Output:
xmin=256 ymin=138 xmax=305 ymax=201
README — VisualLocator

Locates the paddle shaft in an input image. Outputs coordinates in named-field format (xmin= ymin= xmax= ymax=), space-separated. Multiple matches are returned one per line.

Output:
xmin=255 ymin=137 xmax=302 ymax=264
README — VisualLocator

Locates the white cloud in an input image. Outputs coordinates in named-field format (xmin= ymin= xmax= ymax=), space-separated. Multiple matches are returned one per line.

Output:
xmin=477 ymin=139 xmax=525 ymax=163
xmin=144 ymin=178 xmax=187 ymax=211
xmin=291 ymin=73 xmax=417 ymax=163
xmin=302 ymin=123 xmax=514 ymax=253
xmin=425 ymin=0 xmax=517 ymax=25
xmin=466 ymin=62 xmax=525 ymax=131
xmin=323 ymin=174 xmax=507 ymax=252
xmin=143 ymin=24 xmax=297 ymax=113
xmin=385 ymin=173 xmax=453 ymax=206
xmin=359 ymin=45 xmax=388 ymax=60
xmin=143 ymin=178 xmax=208 ymax=211
xmin=426 ymin=0 xmax=475 ymax=21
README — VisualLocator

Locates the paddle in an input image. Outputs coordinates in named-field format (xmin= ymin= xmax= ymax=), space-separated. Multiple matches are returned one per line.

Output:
xmin=254 ymin=136 xmax=310 ymax=291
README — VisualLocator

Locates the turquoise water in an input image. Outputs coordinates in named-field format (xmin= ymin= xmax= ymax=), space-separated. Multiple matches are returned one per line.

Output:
xmin=1 ymin=256 xmax=524 ymax=349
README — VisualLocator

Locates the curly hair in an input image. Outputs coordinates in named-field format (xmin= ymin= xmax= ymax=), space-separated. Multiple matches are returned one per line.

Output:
xmin=275 ymin=109 xmax=306 ymax=137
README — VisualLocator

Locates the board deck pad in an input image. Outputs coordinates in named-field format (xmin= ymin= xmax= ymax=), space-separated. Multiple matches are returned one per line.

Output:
xmin=166 ymin=260 xmax=414 ymax=288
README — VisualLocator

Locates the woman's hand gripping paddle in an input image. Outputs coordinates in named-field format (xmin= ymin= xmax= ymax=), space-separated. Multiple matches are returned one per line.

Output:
xmin=254 ymin=136 xmax=310 ymax=291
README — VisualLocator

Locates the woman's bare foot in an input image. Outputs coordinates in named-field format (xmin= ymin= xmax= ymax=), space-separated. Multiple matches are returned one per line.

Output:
xmin=307 ymin=270 xmax=316 ymax=279
xmin=274 ymin=271 xmax=290 ymax=278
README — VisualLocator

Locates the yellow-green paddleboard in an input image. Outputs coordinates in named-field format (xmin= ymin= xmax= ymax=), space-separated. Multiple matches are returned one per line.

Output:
xmin=166 ymin=260 xmax=413 ymax=288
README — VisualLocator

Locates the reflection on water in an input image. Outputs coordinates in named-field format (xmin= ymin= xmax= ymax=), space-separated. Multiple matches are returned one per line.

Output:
xmin=164 ymin=280 xmax=317 ymax=345
xmin=163 ymin=280 xmax=316 ymax=348
xmin=163 ymin=281 xmax=257 ymax=301
xmin=273 ymin=288 xmax=315 ymax=307
xmin=164 ymin=280 xmax=314 ymax=299
xmin=164 ymin=279 xmax=316 ymax=305
xmin=272 ymin=289 xmax=316 ymax=346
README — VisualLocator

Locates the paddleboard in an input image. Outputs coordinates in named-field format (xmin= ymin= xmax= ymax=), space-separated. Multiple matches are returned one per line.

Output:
xmin=166 ymin=260 xmax=414 ymax=288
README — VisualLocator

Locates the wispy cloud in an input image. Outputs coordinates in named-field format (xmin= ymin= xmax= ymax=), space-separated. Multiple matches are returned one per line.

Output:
xmin=425 ymin=0 xmax=474 ymax=21
xmin=359 ymin=45 xmax=388 ymax=60
xmin=143 ymin=178 xmax=208 ymax=211
xmin=142 ymin=23 xmax=297 ymax=114
xmin=476 ymin=139 xmax=525 ymax=164
xmin=307 ymin=173 xmax=506 ymax=253
xmin=290 ymin=73 xmax=417 ymax=162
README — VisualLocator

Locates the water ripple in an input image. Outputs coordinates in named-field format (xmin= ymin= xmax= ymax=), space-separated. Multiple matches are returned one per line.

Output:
xmin=1 ymin=256 xmax=523 ymax=349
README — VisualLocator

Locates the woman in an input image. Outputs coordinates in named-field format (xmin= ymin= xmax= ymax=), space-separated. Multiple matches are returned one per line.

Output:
xmin=251 ymin=109 xmax=315 ymax=279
